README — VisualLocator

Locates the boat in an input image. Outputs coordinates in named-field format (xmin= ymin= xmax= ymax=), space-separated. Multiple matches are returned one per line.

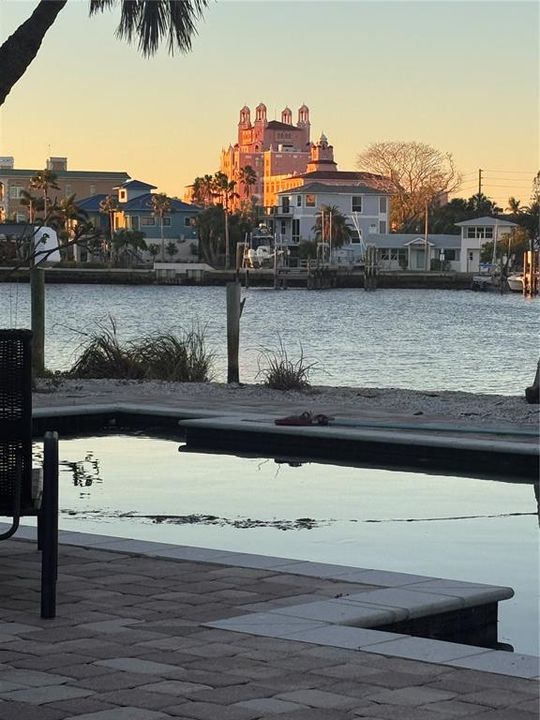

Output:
xmin=507 ymin=274 xmax=523 ymax=292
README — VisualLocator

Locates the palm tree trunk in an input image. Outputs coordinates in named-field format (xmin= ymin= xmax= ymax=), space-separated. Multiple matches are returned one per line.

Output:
xmin=224 ymin=209 xmax=230 ymax=270
xmin=160 ymin=218 xmax=165 ymax=261
xmin=0 ymin=0 xmax=68 ymax=106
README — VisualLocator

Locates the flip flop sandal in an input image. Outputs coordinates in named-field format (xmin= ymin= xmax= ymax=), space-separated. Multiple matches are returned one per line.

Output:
xmin=314 ymin=414 xmax=334 ymax=426
xmin=274 ymin=411 xmax=313 ymax=426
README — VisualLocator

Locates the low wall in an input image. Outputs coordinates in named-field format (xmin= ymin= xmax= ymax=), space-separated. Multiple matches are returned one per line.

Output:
xmin=1 ymin=266 xmax=474 ymax=289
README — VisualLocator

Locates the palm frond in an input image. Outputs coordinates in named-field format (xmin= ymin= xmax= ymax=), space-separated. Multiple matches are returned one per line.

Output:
xmin=91 ymin=0 xmax=208 ymax=57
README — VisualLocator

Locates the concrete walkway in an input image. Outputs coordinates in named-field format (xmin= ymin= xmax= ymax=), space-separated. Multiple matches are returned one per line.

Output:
xmin=0 ymin=534 xmax=538 ymax=720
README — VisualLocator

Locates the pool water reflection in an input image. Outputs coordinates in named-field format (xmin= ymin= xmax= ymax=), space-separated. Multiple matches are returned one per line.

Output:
xmin=32 ymin=434 xmax=539 ymax=656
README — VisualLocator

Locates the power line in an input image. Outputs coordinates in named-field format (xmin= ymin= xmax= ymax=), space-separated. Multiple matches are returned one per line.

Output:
xmin=484 ymin=168 xmax=536 ymax=173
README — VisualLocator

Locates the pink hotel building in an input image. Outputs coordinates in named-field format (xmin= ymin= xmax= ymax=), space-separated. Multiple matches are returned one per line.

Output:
xmin=220 ymin=103 xmax=312 ymax=208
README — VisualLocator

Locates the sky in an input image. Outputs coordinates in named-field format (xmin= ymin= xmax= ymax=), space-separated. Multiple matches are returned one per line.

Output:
xmin=0 ymin=0 xmax=538 ymax=207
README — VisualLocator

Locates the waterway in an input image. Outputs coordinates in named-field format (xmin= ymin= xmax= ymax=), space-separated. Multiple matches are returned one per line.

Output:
xmin=2 ymin=283 xmax=538 ymax=393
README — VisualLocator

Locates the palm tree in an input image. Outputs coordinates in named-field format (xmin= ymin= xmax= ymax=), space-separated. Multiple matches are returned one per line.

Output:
xmin=507 ymin=197 xmax=522 ymax=215
xmin=312 ymin=205 xmax=354 ymax=258
xmin=238 ymin=165 xmax=257 ymax=200
xmin=99 ymin=194 xmax=119 ymax=263
xmin=212 ymin=172 xmax=239 ymax=269
xmin=50 ymin=194 xmax=88 ymax=232
xmin=0 ymin=0 xmax=209 ymax=107
xmin=111 ymin=229 xmax=147 ymax=267
xmin=19 ymin=189 xmax=44 ymax=223
xmin=49 ymin=194 xmax=90 ymax=259
xmin=29 ymin=169 xmax=60 ymax=219
xmin=151 ymin=193 xmax=172 ymax=261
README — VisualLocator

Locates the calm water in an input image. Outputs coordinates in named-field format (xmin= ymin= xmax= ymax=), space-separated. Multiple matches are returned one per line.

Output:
xmin=2 ymin=283 xmax=539 ymax=392
xmin=31 ymin=435 xmax=540 ymax=655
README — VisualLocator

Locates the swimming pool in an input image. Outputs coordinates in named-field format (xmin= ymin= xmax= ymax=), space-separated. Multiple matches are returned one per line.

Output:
xmin=32 ymin=433 xmax=539 ymax=655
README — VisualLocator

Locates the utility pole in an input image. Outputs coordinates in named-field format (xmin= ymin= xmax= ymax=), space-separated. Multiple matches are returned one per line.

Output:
xmin=424 ymin=199 xmax=429 ymax=271
xmin=478 ymin=169 xmax=483 ymax=196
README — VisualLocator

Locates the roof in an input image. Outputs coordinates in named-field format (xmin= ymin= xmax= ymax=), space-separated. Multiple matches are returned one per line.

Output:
xmin=116 ymin=179 xmax=157 ymax=191
xmin=75 ymin=193 xmax=198 ymax=213
xmin=455 ymin=216 xmax=518 ymax=227
xmin=0 ymin=168 xmax=130 ymax=180
xmin=266 ymin=120 xmax=302 ymax=132
xmin=76 ymin=194 xmax=108 ymax=212
xmin=371 ymin=233 xmax=461 ymax=249
xmin=277 ymin=182 xmax=389 ymax=196
xmin=297 ymin=170 xmax=396 ymax=192
xmin=121 ymin=193 xmax=197 ymax=213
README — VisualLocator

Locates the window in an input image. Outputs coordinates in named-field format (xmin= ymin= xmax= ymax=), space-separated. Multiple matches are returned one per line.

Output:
xmin=141 ymin=217 xmax=155 ymax=226
xmin=184 ymin=217 xmax=194 ymax=227
xmin=90 ymin=185 xmax=96 ymax=195
xmin=130 ymin=216 xmax=140 ymax=231
xmin=445 ymin=249 xmax=459 ymax=261
xmin=352 ymin=196 xmax=362 ymax=212
xmin=282 ymin=197 xmax=290 ymax=213
xmin=379 ymin=221 xmax=387 ymax=234
xmin=379 ymin=197 xmax=387 ymax=213
xmin=9 ymin=185 xmax=22 ymax=200
xmin=64 ymin=184 xmax=72 ymax=197
xmin=305 ymin=194 xmax=316 ymax=207
xmin=292 ymin=219 xmax=300 ymax=242
xmin=351 ymin=230 xmax=362 ymax=244
xmin=369 ymin=224 xmax=377 ymax=234
xmin=296 ymin=195 xmax=302 ymax=206
xmin=280 ymin=220 xmax=286 ymax=236
xmin=119 ymin=190 xmax=127 ymax=202
xmin=163 ymin=217 xmax=171 ymax=226
xmin=467 ymin=226 xmax=494 ymax=239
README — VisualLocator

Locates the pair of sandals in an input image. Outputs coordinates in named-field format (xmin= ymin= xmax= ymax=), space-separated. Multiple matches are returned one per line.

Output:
xmin=274 ymin=411 xmax=334 ymax=426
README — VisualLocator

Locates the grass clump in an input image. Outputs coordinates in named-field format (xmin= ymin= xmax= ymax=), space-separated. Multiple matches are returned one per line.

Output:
xmin=133 ymin=329 xmax=214 ymax=383
xmin=69 ymin=319 xmax=213 ymax=382
xmin=69 ymin=319 xmax=137 ymax=379
xmin=257 ymin=341 xmax=316 ymax=391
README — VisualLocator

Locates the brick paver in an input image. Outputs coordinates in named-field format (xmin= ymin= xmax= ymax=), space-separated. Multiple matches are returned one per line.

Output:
xmin=0 ymin=538 xmax=536 ymax=720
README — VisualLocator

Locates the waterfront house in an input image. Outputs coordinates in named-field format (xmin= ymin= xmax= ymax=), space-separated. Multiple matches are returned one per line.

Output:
xmin=334 ymin=233 xmax=462 ymax=271
xmin=454 ymin=216 xmax=517 ymax=273
xmin=275 ymin=182 xmax=390 ymax=248
xmin=75 ymin=179 xmax=200 ymax=263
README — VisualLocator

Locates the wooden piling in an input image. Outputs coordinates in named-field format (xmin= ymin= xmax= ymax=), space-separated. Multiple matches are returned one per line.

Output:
xmin=31 ymin=267 xmax=45 ymax=379
xmin=364 ymin=244 xmax=378 ymax=291
xmin=226 ymin=281 xmax=241 ymax=384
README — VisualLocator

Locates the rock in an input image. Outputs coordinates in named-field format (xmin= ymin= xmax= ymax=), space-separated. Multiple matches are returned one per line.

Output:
xmin=525 ymin=359 xmax=540 ymax=404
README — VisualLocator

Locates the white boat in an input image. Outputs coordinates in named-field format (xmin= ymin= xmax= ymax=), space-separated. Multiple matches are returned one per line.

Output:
xmin=507 ymin=274 xmax=523 ymax=292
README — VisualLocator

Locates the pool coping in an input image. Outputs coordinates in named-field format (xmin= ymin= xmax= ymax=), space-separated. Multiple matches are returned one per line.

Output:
xmin=6 ymin=523 xmax=538 ymax=679
xmin=32 ymin=402 xmax=540 ymax=481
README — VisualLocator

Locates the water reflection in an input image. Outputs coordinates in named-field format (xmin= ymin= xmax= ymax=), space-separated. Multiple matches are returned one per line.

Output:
xmin=61 ymin=452 xmax=101 ymax=490
xmin=30 ymin=435 xmax=539 ymax=655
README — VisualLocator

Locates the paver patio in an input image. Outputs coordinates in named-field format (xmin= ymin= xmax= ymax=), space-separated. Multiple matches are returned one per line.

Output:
xmin=0 ymin=537 xmax=537 ymax=719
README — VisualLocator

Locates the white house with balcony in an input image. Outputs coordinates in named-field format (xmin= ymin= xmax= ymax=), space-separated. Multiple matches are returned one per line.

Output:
xmin=455 ymin=216 xmax=517 ymax=273
xmin=274 ymin=182 xmax=391 ymax=248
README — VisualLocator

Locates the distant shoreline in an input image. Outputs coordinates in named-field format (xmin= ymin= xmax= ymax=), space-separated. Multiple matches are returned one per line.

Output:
xmin=2 ymin=266 xmax=475 ymax=289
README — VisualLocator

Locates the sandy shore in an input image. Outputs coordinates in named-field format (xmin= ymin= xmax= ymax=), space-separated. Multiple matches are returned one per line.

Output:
xmin=34 ymin=378 xmax=540 ymax=428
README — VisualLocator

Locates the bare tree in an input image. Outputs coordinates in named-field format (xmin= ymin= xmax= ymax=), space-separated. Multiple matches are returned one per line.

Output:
xmin=357 ymin=141 xmax=462 ymax=231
